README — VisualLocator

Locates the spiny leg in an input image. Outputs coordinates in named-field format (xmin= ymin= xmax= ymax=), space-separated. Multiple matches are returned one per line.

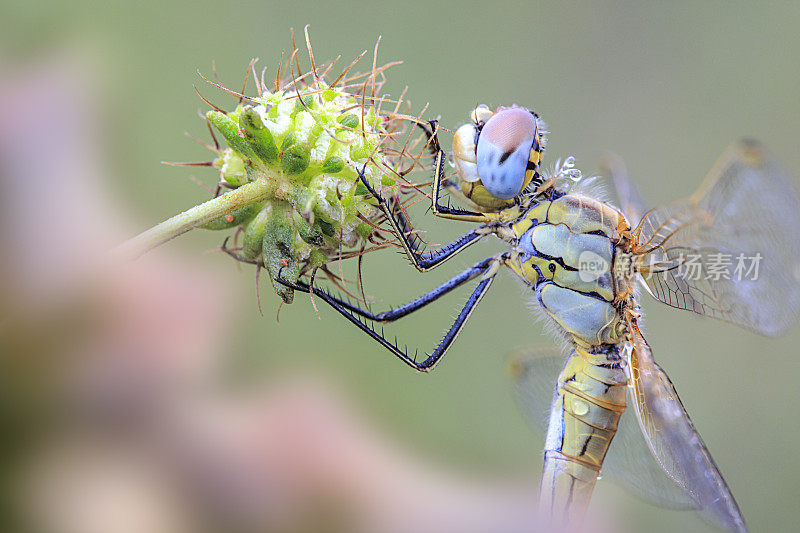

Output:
xmin=290 ymin=256 xmax=495 ymax=322
xmin=357 ymin=162 xmax=490 ymax=272
xmin=387 ymin=192 xmax=493 ymax=271
xmin=276 ymin=256 xmax=503 ymax=372
xmin=419 ymin=120 xmax=489 ymax=222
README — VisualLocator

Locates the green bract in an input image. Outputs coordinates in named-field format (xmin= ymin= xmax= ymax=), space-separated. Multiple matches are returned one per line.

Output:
xmin=199 ymin=82 xmax=398 ymax=303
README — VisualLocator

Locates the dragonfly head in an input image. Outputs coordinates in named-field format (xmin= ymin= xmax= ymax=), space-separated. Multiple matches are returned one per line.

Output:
xmin=451 ymin=104 xmax=545 ymax=210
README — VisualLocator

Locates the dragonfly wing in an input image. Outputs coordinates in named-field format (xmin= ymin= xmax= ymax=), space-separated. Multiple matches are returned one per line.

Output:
xmin=625 ymin=324 xmax=747 ymax=533
xmin=601 ymin=386 xmax=696 ymax=510
xmin=508 ymin=346 xmax=565 ymax=436
xmin=632 ymin=139 xmax=800 ymax=336
xmin=509 ymin=347 xmax=696 ymax=511
xmin=599 ymin=152 xmax=649 ymax=226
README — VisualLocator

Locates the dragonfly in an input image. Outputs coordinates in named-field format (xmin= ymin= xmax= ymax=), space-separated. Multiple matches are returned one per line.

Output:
xmin=276 ymin=104 xmax=800 ymax=532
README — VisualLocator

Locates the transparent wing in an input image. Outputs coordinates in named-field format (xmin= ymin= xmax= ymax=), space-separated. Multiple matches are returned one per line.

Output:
xmin=631 ymin=139 xmax=800 ymax=336
xmin=625 ymin=323 xmax=746 ymax=533
xmin=599 ymin=152 xmax=649 ymax=227
xmin=508 ymin=347 xmax=696 ymax=511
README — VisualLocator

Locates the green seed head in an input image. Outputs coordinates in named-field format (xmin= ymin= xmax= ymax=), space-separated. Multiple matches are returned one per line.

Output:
xmin=181 ymin=32 xmax=429 ymax=304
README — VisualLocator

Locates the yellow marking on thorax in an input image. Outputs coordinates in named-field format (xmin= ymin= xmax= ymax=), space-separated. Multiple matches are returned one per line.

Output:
xmin=546 ymin=194 xmax=630 ymax=239
xmin=506 ymin=252 xmax=540 ymax=286
xmin=512 ymin=200 xmax=551 ymax=239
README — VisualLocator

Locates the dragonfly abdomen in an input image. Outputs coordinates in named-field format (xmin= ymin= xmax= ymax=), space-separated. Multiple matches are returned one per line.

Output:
xmin=540 ymin=343 xmax=628 ymax=527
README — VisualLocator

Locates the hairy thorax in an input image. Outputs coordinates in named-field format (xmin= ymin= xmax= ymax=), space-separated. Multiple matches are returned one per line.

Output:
xmin=506 ymin=193 xmax=634 ymax=346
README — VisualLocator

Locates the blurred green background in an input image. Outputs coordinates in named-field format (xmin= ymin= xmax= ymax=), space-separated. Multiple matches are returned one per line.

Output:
xmin=2 ymin=1 xmax=800 ymax=532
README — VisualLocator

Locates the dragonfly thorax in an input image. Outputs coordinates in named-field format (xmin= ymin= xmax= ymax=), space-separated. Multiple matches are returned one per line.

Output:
xmin=507 ymin=193 xmax=631 ymax=346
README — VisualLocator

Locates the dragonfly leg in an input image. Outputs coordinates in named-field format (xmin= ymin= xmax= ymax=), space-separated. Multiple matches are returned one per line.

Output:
xmin=418 ymin=120 xmax=490 ymax=223
xmin=387 ymin=192 xmax=493 ymax=271
xmin=357 ymin=161 xmax=490 ymax=272
xmin=219 ymin=236 xmax=259 ymax=264
xmin=285 ymin=256 xmax=495 ymax=322
xmin=276 ymin=256 xmax=503 ymax=372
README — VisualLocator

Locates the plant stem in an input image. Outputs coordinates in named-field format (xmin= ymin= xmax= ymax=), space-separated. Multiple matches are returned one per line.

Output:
xmin=115 ymin=178 xmax=273 ymax=259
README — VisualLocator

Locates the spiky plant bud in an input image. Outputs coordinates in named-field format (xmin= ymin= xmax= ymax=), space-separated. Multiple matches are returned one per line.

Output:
xmin=173 ymin=31 xmax=428 ymax=303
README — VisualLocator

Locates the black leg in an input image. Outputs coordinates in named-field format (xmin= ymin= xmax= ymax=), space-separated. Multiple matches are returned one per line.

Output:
xmin=420 ymin=120 xmax=489 ymax=222
xmin=387 ymin=192 xmax=491 ymax=271
xmin=288 ymin=256 xmax=495 ymax=322
xmin=276 ymin=256 xmax=503 ymax=372
xmin=358 ymin=161 xmax=490 ymax=271
xmin=220 ymin=237 xmax=259 ymax=264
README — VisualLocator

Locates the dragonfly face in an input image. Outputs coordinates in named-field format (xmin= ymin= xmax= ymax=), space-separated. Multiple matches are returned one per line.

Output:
xmin=275 ymin=105 xmax=800 ymax=533
xmin=450 ymin=104 xmax=546 ymax=210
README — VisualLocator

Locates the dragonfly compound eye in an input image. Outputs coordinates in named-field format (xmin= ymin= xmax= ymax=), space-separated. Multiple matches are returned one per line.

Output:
xmin=452 ymin=122 xmax=481 ymax=183
xmin=476 ymin=107 xmax=539 ymax=199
